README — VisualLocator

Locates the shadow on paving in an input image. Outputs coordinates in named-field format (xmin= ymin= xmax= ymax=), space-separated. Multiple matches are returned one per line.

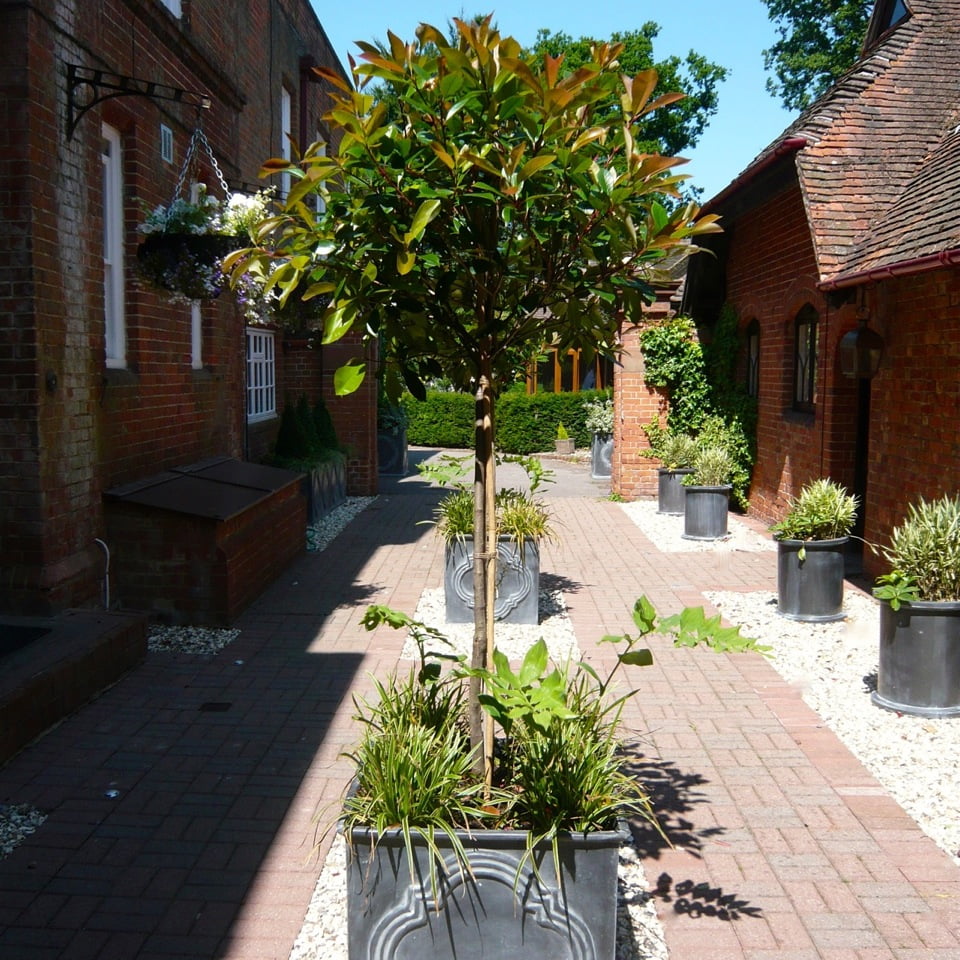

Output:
xmin=623 ymin=749 xmax=764 ymax=924
xmin=0 ymin=486 xmax=449 ymax=960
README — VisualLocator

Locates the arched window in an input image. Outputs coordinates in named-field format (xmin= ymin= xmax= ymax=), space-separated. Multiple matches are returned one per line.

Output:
xmin=746 ymin=319 xmax=760 ymax=398
xmin=793 ymin=304 xmax=818 ymax=411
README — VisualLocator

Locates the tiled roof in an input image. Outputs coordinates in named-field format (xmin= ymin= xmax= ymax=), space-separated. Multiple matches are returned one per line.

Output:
xmin=719 ymin=0 xmax=960 ymax=283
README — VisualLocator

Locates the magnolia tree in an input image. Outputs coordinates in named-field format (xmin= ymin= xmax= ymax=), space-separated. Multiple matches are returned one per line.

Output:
xmin=229 ymin=15 xmax=720 ymax=777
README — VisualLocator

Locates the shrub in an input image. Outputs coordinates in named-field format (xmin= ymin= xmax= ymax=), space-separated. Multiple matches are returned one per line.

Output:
xmin=770 ymin=479 xmax=858 ymax=541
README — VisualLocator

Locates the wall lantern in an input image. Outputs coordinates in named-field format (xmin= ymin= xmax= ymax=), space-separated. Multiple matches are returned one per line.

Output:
xmin=839 ymin=321 xmax=884 ymax=379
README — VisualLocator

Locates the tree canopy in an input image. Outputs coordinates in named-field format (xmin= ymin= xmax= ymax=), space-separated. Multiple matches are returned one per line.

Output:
xmin=527 ymin=25 xmax=728 ymax=158
xmin=761 ymin=0 xmax=873 ymax=112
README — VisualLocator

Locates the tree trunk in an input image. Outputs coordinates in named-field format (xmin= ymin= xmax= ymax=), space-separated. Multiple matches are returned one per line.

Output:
xmin=469 ymin=370 xmax=496 ymax=783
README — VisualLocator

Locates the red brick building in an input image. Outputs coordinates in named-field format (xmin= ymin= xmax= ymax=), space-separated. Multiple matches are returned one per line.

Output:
xmin=681 ymin=0 xmax=960 ymax=578
xmin=1 ymin=0 xmax=376 ymax=620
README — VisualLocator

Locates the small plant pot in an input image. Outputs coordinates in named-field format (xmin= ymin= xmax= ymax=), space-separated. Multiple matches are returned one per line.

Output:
xmin=444 ymin=536 xmax=540 ymax=624
xmin=347 ymin=820 xmax=627 ymax=960
xmin=657 ymin=468 xmax=694 ymax=515
xmin=682 ymin=485 xmax=730 ymax=540
xmin=591 ymin=433 xmax=613 ymax=479
xmin=776 ymin=537 xmax=849 ymax=622
xmin=555 ymin=438 xmax=575 ymax=455
xmin=873 ymin=599 xmax=960 ymax=717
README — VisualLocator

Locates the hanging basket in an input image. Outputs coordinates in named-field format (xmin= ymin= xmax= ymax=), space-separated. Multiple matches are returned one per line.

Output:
xmin=136 ymin=233 xmax=245 ymax=300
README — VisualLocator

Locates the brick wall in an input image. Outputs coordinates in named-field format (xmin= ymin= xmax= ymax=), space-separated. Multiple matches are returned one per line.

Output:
xmin=1 ymin=0 xmax=362 ymax=615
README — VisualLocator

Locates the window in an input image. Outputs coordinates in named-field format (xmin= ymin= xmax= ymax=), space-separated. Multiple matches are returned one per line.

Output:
xmin=246 ymin=328 xmax=276 ymax=421
xmin=159 ymin=0 xmax=182 ymax=16
xmin=746 ymin=320 xmax=760 ymax=398
xmin=865 ymin=0 xmax=910 ymax=48
xmin=160 ymin=124 xmax=174 ymax=164
xmin=280 ymin=88 xmax=292 ymax=199
xmin=528 ymin=348 xmax=613 ymax=393
xmin=101 ymin=123 xmax=126 ymax=368
xmin=793 ymin=305 xmax=818 ymax=411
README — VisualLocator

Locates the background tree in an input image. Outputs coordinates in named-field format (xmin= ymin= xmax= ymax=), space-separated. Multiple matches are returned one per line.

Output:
xmin=528 ymin=24 xmax=728 ymax=157
xmin=230 ymin=16 xmax=720 ymax=780
xmin=761 ymin=0 xmax=872 ymax=112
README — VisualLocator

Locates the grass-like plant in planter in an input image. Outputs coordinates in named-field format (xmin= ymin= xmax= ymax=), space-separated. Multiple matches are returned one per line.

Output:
xmin=642 ymin=423 xmax=699 ymax=514
xmin=681 ymin=445 xmax=734 ymax=540
xmin=339 ymin=597 xmax=765 ymax=960
xmin=771 ymin=478 xmax=859 ymax=622
xmin=434 ymin=488 xmax=555 ymax=624
xmin=873 ymin=494 xmax=960 ymax=717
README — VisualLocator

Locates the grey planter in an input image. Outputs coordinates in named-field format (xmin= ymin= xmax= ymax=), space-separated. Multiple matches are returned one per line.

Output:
xmin=657 ymin=468 xmax=694 ymax=515
xmin=555 ymin=438 xmax=575 ymax=455
xmin=776 ymin=537 xmax=848 ymax=622
xmin=444 ymin=536 xmax=539 ymax=624
xmin=682 ymin=485 xmax=731 ymax=540
xmin=873 ymin=599 xmax=960 ymax=718
xmin=304 ymin=459 xmax=347 ymax=524
xmin=377 ymin=428 xmax=408 ymax=476
xmin=591 ymin=433 xmax=613 ymax=479
xmin=346 ymin=820 xmax=627 ymax=960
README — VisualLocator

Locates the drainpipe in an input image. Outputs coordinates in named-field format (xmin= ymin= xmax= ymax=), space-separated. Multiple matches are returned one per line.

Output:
xmin=94 ymin=539 xmax=110 ymax=610
xmin=819 ymin=248 xmax=960 ymax=291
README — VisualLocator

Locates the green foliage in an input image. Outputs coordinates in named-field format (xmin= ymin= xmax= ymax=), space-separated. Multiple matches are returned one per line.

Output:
xmin=879 ymin=495 xmax=960 ymax=602
xmin=312 ymin=397 xmax=340 ymax=451
xmin=432 ymin=488 xmax=555 ymax=545
xmin=641 ymin=422 xmax=698 ymax=469
xmin=684 ymin=445 xmax=734 ymax=488
xmin=404 ymin=389 xmax=612 ymax=453
xmin=770 ymin=478 xmax=858 ymax=542
xmin=528 ymin=25 xmax=728 ymax=158
xmin=695 ymin=414 xmax=753 ymax=510
xmin=761 ymin=0 xmax=872 ymax=112
xmin=639 ymin=316 xmax=711 ymax=435
xmin=582 ymin=396 xmax=614 ymax=435
xmin=272 ymin=393 xmax=344 ymax=468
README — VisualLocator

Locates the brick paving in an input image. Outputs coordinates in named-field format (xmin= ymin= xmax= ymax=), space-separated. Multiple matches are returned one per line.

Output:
xmin=1 ymin=457 xmax=959 ymax=959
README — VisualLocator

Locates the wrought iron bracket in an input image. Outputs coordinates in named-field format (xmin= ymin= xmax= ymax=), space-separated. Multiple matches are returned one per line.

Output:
xmin=67 ymin=64 xmax=211 ymax=140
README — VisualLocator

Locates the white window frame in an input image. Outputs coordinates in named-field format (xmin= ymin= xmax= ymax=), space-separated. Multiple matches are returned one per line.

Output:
xmin=102 ymin=123 xmax=126 ymax=369
xmin=189 ymin=183 xmax=203 ymax=369
xmin=280 ymin=87 xmax=292 ymax=199
xmin=246 ymin=328 xmax=276 ymax=422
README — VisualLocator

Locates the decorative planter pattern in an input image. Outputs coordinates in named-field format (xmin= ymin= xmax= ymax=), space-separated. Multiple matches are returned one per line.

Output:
xmin=591 ymin=433 xmax=613 ymax=479
xmin=873 ymin=599 xmax=960 ymax=717
xmin=304 ymin=460 xmax=347 ymax=524
xmin=776 ymin=537 xmax=848 ymax=622
xmin=657 ymin=468 xmax=694 ymax=515
xmin=377 ymin=429 xmax=408 ymax=476
xmin=347 ymin=821 xmax=627 ymax=960
xmin=682 ymin=485 xmax=731 ymax=540
xmin=444 ymin=536 xmax=539 ymax=624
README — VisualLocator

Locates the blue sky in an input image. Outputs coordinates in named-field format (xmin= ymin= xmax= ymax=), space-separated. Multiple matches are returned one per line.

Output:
xmin=310 ymin=1 xmax=797 ymax=201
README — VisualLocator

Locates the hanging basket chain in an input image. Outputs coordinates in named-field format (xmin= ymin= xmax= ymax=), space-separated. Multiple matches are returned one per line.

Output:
xmin=171 ymin=124 xmax=231 ymax=208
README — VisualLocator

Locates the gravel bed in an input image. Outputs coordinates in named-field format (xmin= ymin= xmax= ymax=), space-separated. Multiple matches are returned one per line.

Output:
xmin=307 ymin=497 xmax=377 ymax=553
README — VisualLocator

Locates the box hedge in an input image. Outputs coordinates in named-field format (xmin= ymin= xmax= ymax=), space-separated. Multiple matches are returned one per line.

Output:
xmin=404 ymin=389 xmax=611 ymax=453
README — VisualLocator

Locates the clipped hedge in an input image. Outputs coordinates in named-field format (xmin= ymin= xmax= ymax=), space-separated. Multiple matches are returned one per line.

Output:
xmin=404 ymin=389 xmax=611 ymax=453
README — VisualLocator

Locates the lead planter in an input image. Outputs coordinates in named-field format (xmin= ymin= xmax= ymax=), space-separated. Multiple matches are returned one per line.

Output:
xmin=304 ymin=459 xmax=347 ymax=524
xmin=377 ymin=429 xmax=408 ymax=476
xmin=776 ymin=537 xmax=848 ymax=622
xmin=590 ymin=433 xmax=613 ymax=480
xmin=444 ymin=536 xmax=539 ymax=624
xmin=346 ymin=821 xmax=627 ymax=960
xmin=657 ymin=468 xmax=694 ymax=515
xmin=682 ymin=485 xmax=731 ymax=540
xmin=873 ymin=599 xmax=960 ymax=718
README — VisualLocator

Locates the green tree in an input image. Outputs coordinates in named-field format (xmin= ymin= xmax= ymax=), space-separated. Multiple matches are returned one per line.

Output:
xmin=528 ymin=24 xmax=728 ymax=157
xmin=762 ymin=0 xmax=872 ymax=112
xmin=229 ymin=15 xmax=720 ymax=778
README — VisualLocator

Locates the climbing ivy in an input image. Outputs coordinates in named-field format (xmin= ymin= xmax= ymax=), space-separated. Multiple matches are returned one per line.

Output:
xmin=639 ymin=309 xmax=756 ymax=510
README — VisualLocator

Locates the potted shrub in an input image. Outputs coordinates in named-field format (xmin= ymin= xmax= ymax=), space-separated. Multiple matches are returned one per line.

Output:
xmin=342 ymin=597 xmax=764 ymax=960
xmin=682 ymin=445 xmax=734 ymax=540
xmin=872 ymin=494 xmax=960 ymax=717
xmin=583 ymin=397 xmax=614 ymax=479
xmin=436 ymin=488 xmax=554 ymax=625
xmin=770 ymin=478 xmax=858 ymax=622
xmin=554 ymin=421 xmax=575 ymax=456
xmin=643 ymin=426 xmax=699 ymax=515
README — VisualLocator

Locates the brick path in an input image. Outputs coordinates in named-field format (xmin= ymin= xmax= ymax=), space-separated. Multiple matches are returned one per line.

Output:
xmin=1 ymin=460 xmax=958 ymax=959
